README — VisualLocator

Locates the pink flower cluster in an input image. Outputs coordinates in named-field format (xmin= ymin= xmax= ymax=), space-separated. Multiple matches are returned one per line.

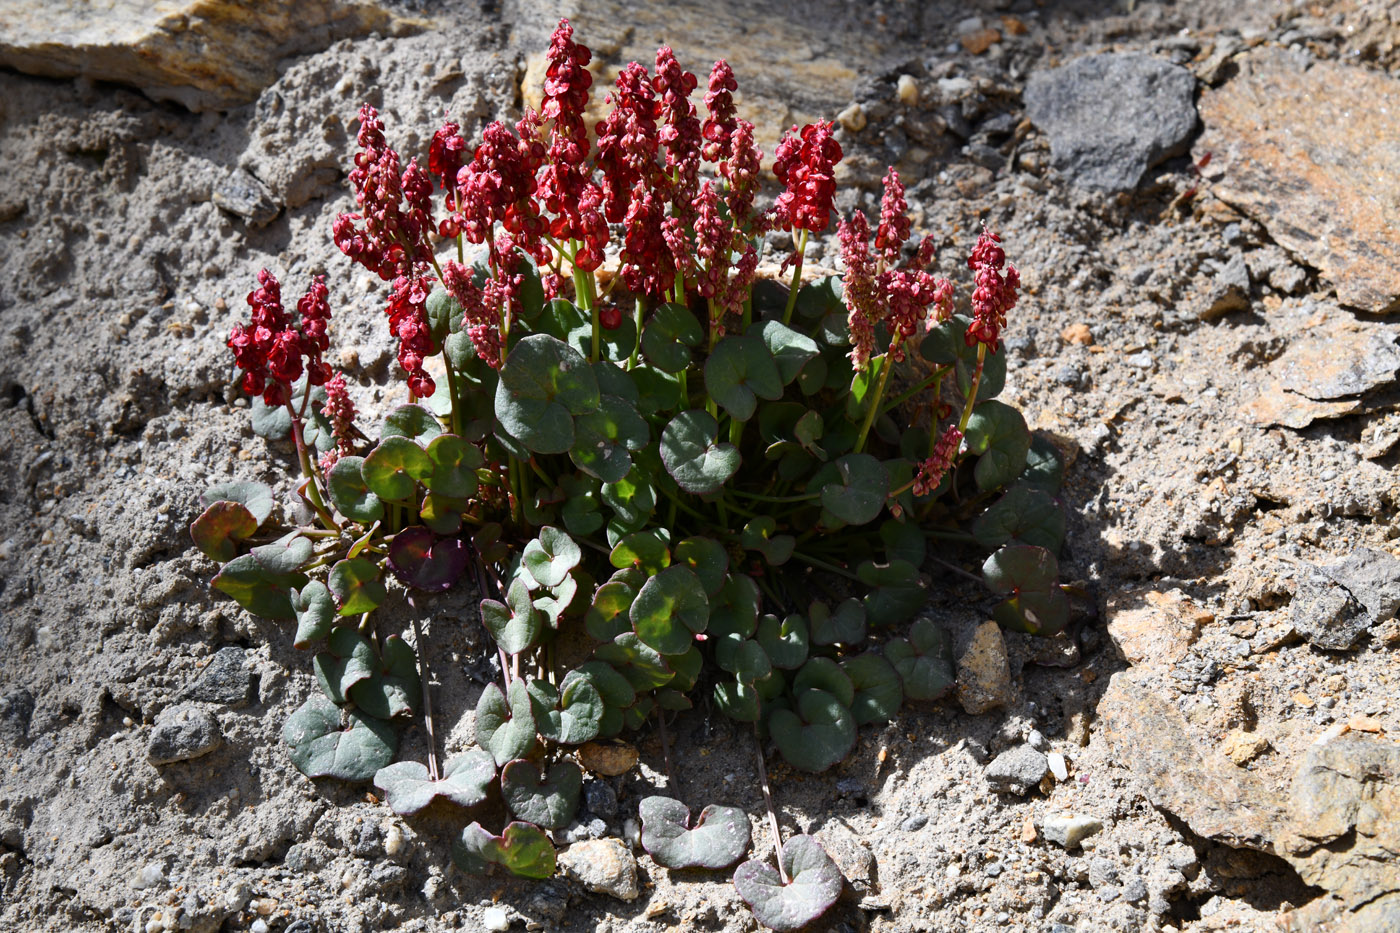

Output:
xmin=913 ymin=425 xmax=963 ymax=497
xmin=965 ymin=227 xmax=1020 ymax=351
xmin=318 ymin=372 xmax=359 ymax=473
xmin=228 ymin=271 xmax=333 ymax=407
xmin=773 ymin=121 xmax=843 ymax=234
xmin=838 ymin=168 xmax=954 ymax=368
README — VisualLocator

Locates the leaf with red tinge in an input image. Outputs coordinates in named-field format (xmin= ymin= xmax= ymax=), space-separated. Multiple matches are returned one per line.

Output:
xmin=191 ymin=501 xmax=258 ymax=562
xmin=733 ymin=835 xmax=842 ymax=931
xmin=387 ymin=526 xmax=467 ymax=591
xmin=640 ymin=796 xmax=751 ymax=870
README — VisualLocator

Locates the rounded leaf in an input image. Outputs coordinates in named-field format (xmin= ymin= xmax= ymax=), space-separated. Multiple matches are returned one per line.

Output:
xmin=283 ymin=695 xmax=397 ymax=783
xmin=768 ymin=690 xmax=856 ymax=774
xmin=362 ymin=437 xmax=433 ymax=502
xmin=661 ymin=410 xmax=740 ymax=495
xmin=475 ymin=680 xmax=538 ymax=766
xmin=372 ymin=749 xmax=496 ymax=815
xmin=964 ymin=400 xmax=1031 ymax=492
xmin=381 ymin=403 xmax=443 ymax=444
xmin=453 ymin=821 xmax=557 ymax=879
xmin=424 ymin=434 xmax=482 ymax=498
xmin=328 ymin=557 xmax=385 ymax=615
xmin=734 ymin=835 xmax=843 ymax=932
xmin=495 ymin=334 xmax=599 ymax=455
xmin=674 ymin=537 xmax=729 ymax=595
xmin=501 ymin=758 xmax=582 ymax=829
xmin=292 ymin=581 xmax=336 ymax=649
xmin=809 ymin=598 xmax=867 ymax=647
xmin=631 ymin=566 xmax=709 ymax=655
xmin=704 ymin=335 xmax=783 ymax=421
xmin=842 ymin=652 xmax=903 ymax=725
xmin=756 ymin=614 xmax=809 ymax=670
xmin=815 ymin=454 xmax=889 ymax=527
xmin=327 ymin=456 xmax=385 ymax=523
xmin=641 ymin=303 xmax=704 ymax=372
xmin=640 ymin=796 xmax=752 ymax=870
xmin=522 ymin=526 xmax=582 ymax=588
xmin=571 ymin=395 xmax=650 ymax=483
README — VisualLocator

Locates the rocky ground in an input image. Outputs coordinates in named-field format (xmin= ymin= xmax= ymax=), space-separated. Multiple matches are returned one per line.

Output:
xmin=1 ymin=0 xmax=1399 ymax=931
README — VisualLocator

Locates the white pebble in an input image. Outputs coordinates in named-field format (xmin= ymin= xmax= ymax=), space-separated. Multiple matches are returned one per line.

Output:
xmin=251 ymin=921 xmax=269 ymax=933
xmin=384 ymin=822 xmax=405 ymax=857
xmin=483 ymin=906 xmax=510 ymax=931
xmin=1047 ymin=751 xmax=1069 ymax=782
xmin=137 ymin=861 xmax=165 ymax=888
xmin=897 ymin=74 xmax=920 ymax=106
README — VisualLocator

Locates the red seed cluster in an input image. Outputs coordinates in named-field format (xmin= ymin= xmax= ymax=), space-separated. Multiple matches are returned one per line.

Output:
xmin=874 ymin=166 xmax=911 ymax=262
xmin=773 ymin=121 xmax=843 ymax=234
xmin=701 ymin=60 xmax=738 ymax=163
xmin=913 ymin=426 xmax=964 ymax=497
xmin=596 ymin=62 xmax=660 ymax=223
xmin=654 ymin=46 xmax=702 ymax=220
xmin=965 ymin=227 xmax=1020 ymax=352
xmin=333 ymin=105 xmax=435 ymax=281
xmin=385 ymin=275 xmax=437 ymax=397
xmin=318 ymin=371 xmax=359 ymax=473
xmin=538 ymin=19 xmax=594 ymax=244
xmin=228 ymin=271 xmax=335 ymax=407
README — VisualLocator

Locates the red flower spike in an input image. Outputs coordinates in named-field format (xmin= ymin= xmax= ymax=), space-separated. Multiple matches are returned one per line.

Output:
xmin=429 ymin=119 xmax=467 ymax=191
xmin=875 ymin=167 xmax=910 ymax=263
xmin=772 ymin=121 xmax=843 ymax=234
xmin=702 ymin=60 xmax=738 ymax=163
xmin=912 ymin=426 xmax=963 ymax=497
xmin=654 ymin=46 xmax=702 ymax=220
xmin=721 ymin=118 xmax=764 ymax=232
xmin=620 ymin=183 xmax=674 ymax=300
xmin=965 ymin=227 xmax=1019 ymax=352
xmin=596 ymin=61 xmax=660 ymax=223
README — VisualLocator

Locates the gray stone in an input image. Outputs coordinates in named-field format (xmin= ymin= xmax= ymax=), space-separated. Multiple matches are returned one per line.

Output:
xmin=1024 ymin=53 xmax=1197 ymax=191
xmin=1324 ymin=548 xmax=1400 ymax=623
xmin=0 ymin=689 xmax=34 ymax=745
xmin=211 ymin=170 xmax=279 ymax=229
xmin=900 ymin=814 xmax=929 ymax=832
xmin=814 ymin=819 xmax=877 ymax=892
xmin=581 ymin=778 xmax=617 ymax=820
xmin=182 ymin=646 xmax=257 ymax=707
xmin=1042 ymin=815 xmax=1104 ymax=849
xmin=147 ymin=703 xmax=222 ymax=765
xmin=556 ymin=838 xmax=639 ymax=901
xmin=1290 ymin=567 xmax=1372 ymax=651
xmin=1088 ymin=857 xmax=1120 ymax=889
xmin=985 ymin=745 xmax=1049 ymax=795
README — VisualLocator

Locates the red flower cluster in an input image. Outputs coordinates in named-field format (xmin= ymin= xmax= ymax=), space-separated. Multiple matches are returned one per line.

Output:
xmin=965 ymin=227 xmax=1019 ymax=351
xmin=428 ymin=119 xmax=468 ymax=196
xmin=701 ymin=60 xmax=738 ymax=163
xmin=596 ymin=62 xmax=659 ymax=223
xmin=654 ymin=46 xmax=701 ymax=219
xmin=332 ymin=105 xmax=434 ymax=281
xmin=228 ymin=271 xmax=334 ymax=407
xmin=773 ymin=121 xmax=843 ymax=233
xmin=913 ymin=425 xmax=963 ymax=497
xmin=318 ymin=371 xmax=358 ymax=473
xmin=720 ymin=119 xmax=764 ymax=231
xmin=838 ymin=169 xmax=954 ymax=368
xmin=620 ymin=187 xmax=673 ymax=299
xmin=385 ymin=275 xmax=436 ymax=397
xmin=452 ymin=117 xmax=547 ymax=255
xmin=537 ymin=19 xmax=595 ymax=245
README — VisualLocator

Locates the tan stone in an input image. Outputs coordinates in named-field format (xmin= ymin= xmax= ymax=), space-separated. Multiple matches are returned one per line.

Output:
xmin=955 ymin=620 xmax=1013 ymax=715
xmin=960 ymin=28 xmax=1001 ymax=56
xmin=0 ymin=1 xmax=421 ymax=111
xmin=557 ymin=838 xmax=640 ymax=901
xmin=578 ymin=741 xmax=639 ymax=776
xmin=1105 ymin=588 xmax=1211 ymax=667
xmin=1198 ymin=47 xmax=1400 ymax=313
xmin=1220 ymin=729 xmax=1270 ymax=765
xmin=1060 ymin=323 xmax=1093 ymax=346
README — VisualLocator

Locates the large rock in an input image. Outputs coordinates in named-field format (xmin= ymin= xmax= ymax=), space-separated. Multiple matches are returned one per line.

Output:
xmin=0 ymin=1 xmax=422 ymax=111
xmin=1024 ymin=53 xmax=1197 ymax=192
xmin=1105 ymin=588 xmax=1210 ymax=667
xmin=1198 ymin=47 xmax=1400 ymax=313
xmin=1290 ymin=548 xmax=1400 ymax=650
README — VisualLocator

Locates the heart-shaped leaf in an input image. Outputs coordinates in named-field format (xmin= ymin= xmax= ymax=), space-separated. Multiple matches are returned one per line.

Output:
xmin=425 ymin=285 xmax=462 ymax=344
xmin=671 ymin=537 xmax=727 ymax=596
xmin=602 ymin=471 xmax=657 ymax=530
xmin=641 ymin=303 xmax=704 ymax=372
xmin=500 ymin=758 xmax=582 ymax=829
xmin=347 ymin=634 xmax=421 ymax=720
xmin=661 ymin=410 xmax=741 ymax=495
xmin=453 ymin=821 xmax=556 ymax=879
xmin=1021 ymin=433 xmax=1066 ymax=493
xmin=362 ymin=436 xmax=433 ymax=502
xmin=523 ymin=526 xmax=582 ymax=588
xmin=640 ymin=796 xmax=752 ymax=870
xmin=609 ymin=529 xmax=671 ymax=575
xmin=920 ymin=314 xmax=1006 ymax=401
xmin=964 ymin=400 xmax=1031 ymax=492
xmin=571 ymin=395 xmax=650 ymax=483
xmin=714 ymin=679 xmax=761 ymax=723
xmin=792 ymin=275 xmax=844 ymax=321
xmin=629 ymin=364 xmax=682 ymax=414
xmin=585 ymin=579 xmax=637 ymax=642
xmin=475 ymin=680 xmax=538 ymax=766
xmin=705 ymin=335 xmax=784 ymax=421
xmin=533 ymin=571 xmax=580 ymax=627
xmin=481 ymin=575 xmax=543 ymax=655
xmin=884 ymin=618 xmax=954 ymax=701
xmin=250 ymin=533 xmax=313 ymax=575
xmin=385 ymin=527 xmax=468 ymax=592
xmin=793 ymin=657 xmax=855 ymax=706
xmin=716 ymin=635 xmax=773 ymax=684
xmin=313 ymin=627 xmax=378 ymax=704
xmin=528 ymin=673 xmax=604 ymax=745
xmin=292 ymin=581 xmax=336 ymax=648
xmin=593 ymin=633 xmax=674 ymax=691
xmin=815 ymin=454 xmax=889 ymax=527
xmin=423 ymin=434 xmax=482 ymax=498
xmin=994 ymin=588 xmax=1071 ymax=636
xmin=381 ymin=403 xmax=443 ymax=444
xmin=328 ymin=557 xmax=385 ymax=615
xmin=756 ymin=614 xmax=809 ymax=670
xmin=983 ymin=544 xmax=1069 ymax=636
xmin=200 ymin=480 xmax=274 ymax=523
xmin=372 ymin=749 xmax=496 ymax=815
xmin=420 ymin=490 xmax=467 ymax=536
xmin=631 ymin=566 xmax=709 ymax=655
xmin=573 ymin=660 xmax=637 ymax=711
xmin=752 ymin=320 xmax=820 ymax=385
xmin=841 ymin=653 xmax=903 ymax=725
xmin=190 ymin=501 xmax=258 ymax=562
xmin=709 ymin=574 xmax=760 ymax=640
xmin=283 ymin=695 xmax=397 ymax=783
xmin=733 ymin=834 xmax=843 ymax=931
xmin=495 ymin=334 xmax=599 ymax=454
xmin=810 ymin=598 xmax=867 ymax=646
xmin=768 ymin=689 xmax=857 ymax=774
xmin=327 ymin=456 xmax=385 ymax=523
xmin=740 ymin=517 xmax=795 ymax=566
xmin=211 ymin=554 xmax=302 ymax=619
xmin=972 ymin=483 xmax=1065 ymax=552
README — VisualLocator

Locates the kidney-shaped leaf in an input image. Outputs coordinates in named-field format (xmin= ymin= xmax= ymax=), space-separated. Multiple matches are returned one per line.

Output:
xmin=815 ymin=454 xmax=889 ymax=527
xmin=528 ymin=674 xmax=604 ymax=746
xmin=481 ymin=575 xmax=543 ymax=655
xmin=756 ymin=614 xmax=809 ymax=670
xmin=291 ymin=581 xmax=336 ymax=648
xmin=381 ymin=403 xmax=443 ymax=444
xmin=809 ymin=598 xmax=866 ymax=647
xmin=640 ymin=796 xmax=752 ymax=870
xmin=424 ymin=434 xmax=482 ymax=498
xmin=641 ymin=303 xmax=704 ymax=372
xmin=842 ymin=652 xmax=903 ymax=725
xmin=387 ymin=526 xmax=468 ymax=592
xmin=767 ymin=689 xmax=856 ymax=774
xmin=328 ymin=557 xmax=385 ymax=616
xmin=495 ymin=334 xmax=599 ymax=455
xmin=752 ymin=320 xmax=820 ymax=386
xmin=211 ymin=553 xmax=301 ymax=620
xmin=965 ymin=400 xmax=1031 ymax=492
xmin=733 ymin=834 xmax=843 ymax=932
xmin=971 ymin=482 xmax=1065 ymax=552
xmin=201 ymin=480 xmax=274 ymax=525
xmin=453 ymin=821 xmax=556 ymax=879
xmin=362 ymin=436 xmax=433 ymax=502
xmin=500 ymin=758 xmax=582 ymax=829
xmin=631 ymin=566 xmax=709 ymax=655
xmin=661 ymin=410 xmax=741 ymax=495
xmin=475 ymin=680 xmax=538 ymax=766
xmin=884 ymin=617 xmax=955 ymax=701
xmin=523 ymin=526 xmax=582 ymax=588
xmin=327 ymin=456 xmax=385 ymax=523
xmin=283 ymin=695 xmax=397 ymax=783
xmin=190 ymin=500 xmax=258 ymax=562
xmin=347 ymin=634 xmax=421 ymax=720
xmin=372 ymin=748 xmax=496 ymax=815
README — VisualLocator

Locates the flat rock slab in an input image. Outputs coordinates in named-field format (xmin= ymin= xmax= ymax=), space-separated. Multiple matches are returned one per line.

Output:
xmin=1024 ymin=52 xmax=1197 ymax=192
xmin=0 ymin=1 xmax=420 ymax=111
xmin=1198 ymin=47 xmax=1400 ymax=313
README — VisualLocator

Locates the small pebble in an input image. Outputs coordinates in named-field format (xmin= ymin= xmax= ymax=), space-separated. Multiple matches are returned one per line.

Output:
xmin=138 ymin=862 xmax=165 ymax=888
xmin=483 ymin=907 xmax=510 ymax=932
xmin=901 ymin=814 xmax=929 ymax=832
xmin=896 ymin=74 xmax=920 ymax=105
xmin=1027 ymin=729 xmax=1047 ymax=751
xmin=251 ymin=922 xmax=269 ymax=933
xmin=1047 ymin=751 xmax=1069 ymax=782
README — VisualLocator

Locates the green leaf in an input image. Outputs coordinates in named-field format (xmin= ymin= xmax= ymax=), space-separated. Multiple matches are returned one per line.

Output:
xmin=752 ymin=320 xmax=820 ymax=385
xmin=527 ymin=674 xmax=603 ymax=745
xmin=475 ymin=680 xmax=538 ymax=767
xmin=423 ymin=434 xmax=482 ymax=498
xmin=560 ymin=474 xmax=605 ymax=537
xmin=713 ymin=679 xmax=761 ymax=722
xmin=327 ymin=557 xmax=385 ymax=615
xmin=348 ymin=634 xmax=421 ymax=719
xmin=190 ymin=501 xmax=258 ymax=562
xmin=793 ymin=275 xmax=844 ymax=321
xmin=425 ymin=287 xmax=462 ymax=345
xmin=481 ymin=576 xmax=543 ymax=655
xmin=211 ymin=554 xmax=301 ymax=619
xmin=250 ymin=533 xmax=313 ymax=576
xmin=593 ymin=633 xmax=674 ymax=691
xmin=522 ymin=526 xmax=582 ymax=588
xmin=602 ymin=471 xmax=657 ymax=529
xmin=767 ymin=689 xmax=856 ymax=774
xmin=609 ymin=529 xmax=671 ymax=575
xmin=884 ymin=618 xmax=954 ymax=701
xmin=362 ymin=437 xmax=433 ymax=502
xmin=972 ymin=483 xmax=1066 ymax=552
xmin=983 ymin=544 xmax=1068 ymax=636
xmin=709 ymin=574 xmax=760 ymax=639
xmin=663 ymin=644 xmax=703 ymax=692
xmin=630 ymin=566 xmax=709 ymax=655
xmin=420 ymin=490 xmax=467 ymax=535
xmin=571 ymin=395 xmax=649 ymax=483
xmin=641 ymin=303 xmax=704 ymax=372
xmin=453 ymin=821 xmax=556 ymax=879
xmin=516 ymin=253 xmax=546 ymax=320
xmin=756 ymin=614 xmax=809 ymax=670
xmin=283 ymin=695 xmax=397 ymax=783
xmin=586 ymin=580 xmax=637 ymax=642
xmin=372 ymin=749 xmax=495 ymax=815
xmin=1021 ymin=433 xmax=1066 ymax=493
xmin=809 ymin=598 xmax=867 ymax=646
xmin=920 ymin=314 xmax=1006 ymax=401
xmin=629 ymin=364 xmax=682 ymax=415
xmin=734 ymin=834 xmax=843 ymax=931
xmin=640 ymin=796 xmax=752 ymax=870
xmin=501 ymin=759 xmax=582 ymax=829
xmin=716 ymin=634 xmax=772 ymax=684
xmin=793 ymin=657 xmax=856 ymax=707
xmin=740 ymin=516 xmax=795 ymax=566
xmin=964 ymin=400 xmax=1031 ymax=492
xmin=291 ymin=582 xmax=336 ymax=648
xmin=704 ymin=335 xmax=783 ymax=421
xmin=313 ymin=627 xmax=377 ymax=704
xmin=842 ymin=653 xmax=902 ymax=725
xmin=249 ymin=394 xmax=292 ymax=440
xmin=327 ymin=457 xmax=385 ymax=523
xmin=200 ymin=481 xmax=274 ymax=526
xmin=673 ymin=536 xmax=729 ymax=596
xmin=495 ymin=334 xmax=599 ymax=454
xmin=814 ymin=453 xmax=889 ymax=526
xmin=880 ymin=519 xmax=926 ymax=568
xmin=573 ymin=660 xmax=636 ymax=710
xmin=381 ymin=403 xmax=443 ymax=444
xmin=994 ymin=588 xmax=1071 ymax=636
xmin=660 ymin=410 xmax=740 ymax=495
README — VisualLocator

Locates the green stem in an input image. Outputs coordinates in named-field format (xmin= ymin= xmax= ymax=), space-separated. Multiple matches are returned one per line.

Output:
xmin=790 ymin=551 xmax=860 ymax=582
xmin=441 ymin=348 xmax=462 ymax=436
xmin=628 ymin=297 xmax=645 ymax=370
xmin=728 ymin=415 xmax=744 ymax=450
xmin=957 ymin=344 xmax=988 ymax=435
xmin=882 ymin=365 xmax=952 ymax=415
xmin=727 ymin=488 xmax=820 ymax=504
xmin=780 ymin=229 xmax=809 ymax=326
xmin=854 ymin=338 xmax=904 ymax=454
xmin=285 ymin=404 xmax=337 ymax=531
